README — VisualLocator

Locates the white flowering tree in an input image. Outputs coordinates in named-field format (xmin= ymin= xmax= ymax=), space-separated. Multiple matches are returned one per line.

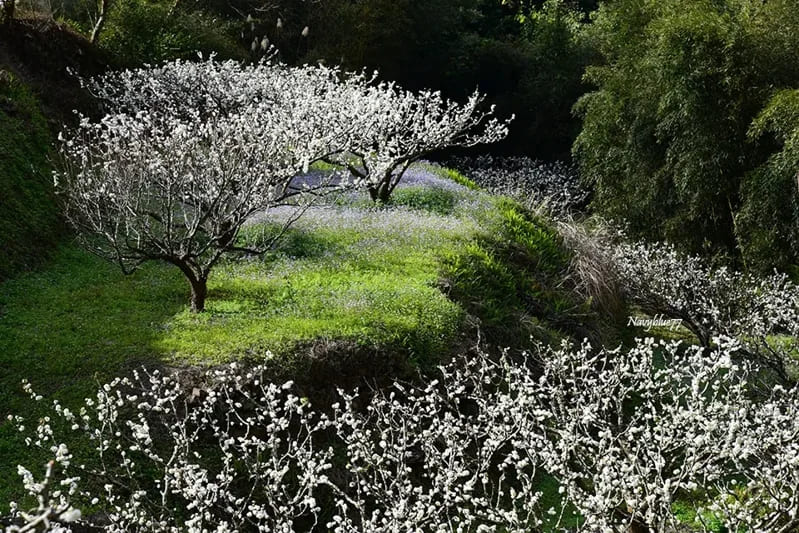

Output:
xmin=7 ymin=368 xmax=333 ymax=532
xmin=323 ymin=83 xmax=512 ymax=203
xmin=86 ymin=56 xmax=368 ymax=123
xmin=56 ymin=105 xmax=347 ymax=312
xmin=605 ymin=240 xmax=799 ymax=381
xmin=448 ymin=155 xmax=590 ymax=214
xmin=58 ymin=59 xmax=381 ymax=312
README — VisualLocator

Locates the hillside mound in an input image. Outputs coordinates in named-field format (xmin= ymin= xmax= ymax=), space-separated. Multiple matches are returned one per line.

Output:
xmin=0 ymin=17 xmax=106 ymax=123
xmin=0 ymin=18 xmax=109 ymax=281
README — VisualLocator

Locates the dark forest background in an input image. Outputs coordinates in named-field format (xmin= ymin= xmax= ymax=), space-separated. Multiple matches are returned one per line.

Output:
xmin=3 ymin=0 xmax=799 ymax=273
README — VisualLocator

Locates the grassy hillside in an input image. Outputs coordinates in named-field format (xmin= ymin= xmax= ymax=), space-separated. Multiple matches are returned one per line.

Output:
xmin=0 ymin=73 xmax=62 ymax=281
xmin=0 ymin=19 xmax=108 ymax=282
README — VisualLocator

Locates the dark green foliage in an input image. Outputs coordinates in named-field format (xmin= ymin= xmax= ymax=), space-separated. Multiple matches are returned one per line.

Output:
xmin=443 ymin=197 xmax=592 ymax=346
xmin=574 ymin=0 xmax=799 ymax=266
xmin=0 ymin=73 xmax=62 ymax=281
xmin=99 ymin=0 xmax=246 ymax=65
xmin=512 ymin=0 xmax=596 ymax=158
xmin=737 ymin=89 xmax=799 ymax=271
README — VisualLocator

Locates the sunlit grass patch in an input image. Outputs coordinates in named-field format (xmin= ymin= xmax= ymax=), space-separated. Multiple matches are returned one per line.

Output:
xmin=153 ymin=258 xmax=464 ymax=365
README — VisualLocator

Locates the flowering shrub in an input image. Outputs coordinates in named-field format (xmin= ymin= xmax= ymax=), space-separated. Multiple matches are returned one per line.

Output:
xmin=7 ymin=336 xmax=799 ymax=532
xmin=448 ymin=156 xmax=589 ymax=215
xmin=606 ymin=239 xmax=799 ymax=381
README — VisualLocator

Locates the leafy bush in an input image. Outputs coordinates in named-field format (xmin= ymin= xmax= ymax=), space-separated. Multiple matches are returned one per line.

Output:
xmin=99 ymin=0 xmax=245 ymax=65
xmin=574 ymin=0 xmax=799 ymax=264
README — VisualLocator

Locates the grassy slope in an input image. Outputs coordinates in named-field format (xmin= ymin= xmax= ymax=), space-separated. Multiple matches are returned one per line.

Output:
xmin=0 ymin=74 xmax=62 ymax=280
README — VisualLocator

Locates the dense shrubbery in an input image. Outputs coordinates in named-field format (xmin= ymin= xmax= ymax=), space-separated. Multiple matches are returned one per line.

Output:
xmin=8 ymin=333 xmax=799 ymax=532
xmin=737 ymin=89 xmax=799 ymax=272
xmin=574 ymin=0 xmax=799 ymax=269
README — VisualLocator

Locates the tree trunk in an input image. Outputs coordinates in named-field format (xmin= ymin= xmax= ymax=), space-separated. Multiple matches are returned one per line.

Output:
xmin=368 ymin=181 xmax=391 ymax=204
xmin=90 ymin=0 xmax=110 ymax=44
xmin=189 ymin=277 xmax=208 ymax=313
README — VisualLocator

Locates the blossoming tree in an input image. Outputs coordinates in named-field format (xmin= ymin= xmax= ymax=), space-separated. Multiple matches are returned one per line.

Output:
xmin=56 ymin=101 xmax=353 ymax=312
xmin=333 ymin=85 xmax=513 ymax=203
xmin=607 ymin=240 xmax=799 ymax=381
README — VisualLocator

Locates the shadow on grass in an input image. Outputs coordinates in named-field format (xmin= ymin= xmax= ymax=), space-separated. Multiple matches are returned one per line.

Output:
xmin=0 ymin=244 xmax=188 ymax=502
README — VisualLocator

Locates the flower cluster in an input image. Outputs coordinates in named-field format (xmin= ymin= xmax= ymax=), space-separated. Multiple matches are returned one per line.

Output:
xmin=8 ymin=337 xmax=799 ymax=532
xmin=448 ymin=156 xmax=589 ymax=215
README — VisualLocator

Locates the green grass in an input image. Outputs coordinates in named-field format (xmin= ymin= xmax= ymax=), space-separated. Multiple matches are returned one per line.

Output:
xmin=389 ymin=185 xmax=458 ymax=215
xmin=0 ymin=73 xmax=63 ymax=281
xmin=0 ymin=211 xmax=469 ymax=404
xmin=154 ymin=228 xmax=465 ymax=365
